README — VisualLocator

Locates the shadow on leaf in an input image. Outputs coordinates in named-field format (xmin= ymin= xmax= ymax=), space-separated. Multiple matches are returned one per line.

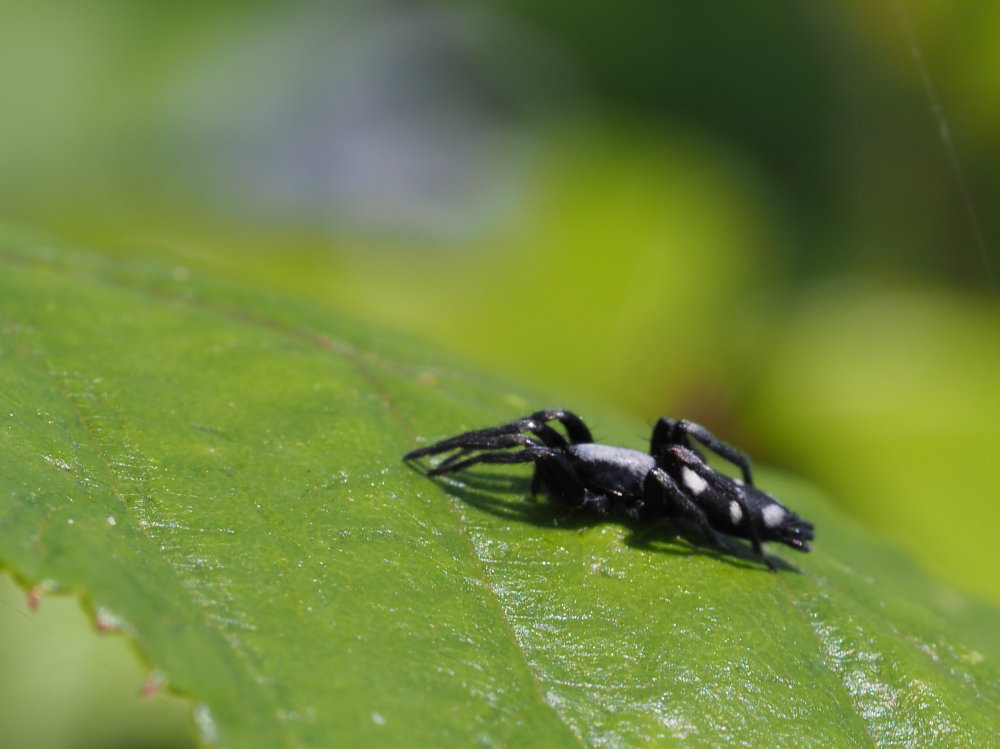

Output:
xmin=407 ymin=464 xmax=800 ymax=573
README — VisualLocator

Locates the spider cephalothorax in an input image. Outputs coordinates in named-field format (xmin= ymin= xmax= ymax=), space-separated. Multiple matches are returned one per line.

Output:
xmin=404 ymin=409 xmax=814 ymax=571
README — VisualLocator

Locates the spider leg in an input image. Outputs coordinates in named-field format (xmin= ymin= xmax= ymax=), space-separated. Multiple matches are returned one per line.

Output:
xmin=404 ymin=409 xmax=594 ymax=462
xmin=664 ymin=445 xmax=775 ymax=571
xmin=642 ymin=467 xmax=731 ymax=555
xmin=651 ymin=417 xmax=754 ymax=486
xmin=405 ymin=419 xmax=562 ymax=461
xmin=527 ymin=410 xmax=594 ymax=445
xmin=420 ymin=433 xmax=596 ymax=513
xmin=425 ymin=434 xmax=542 ymax=472
xmin=426 ymin=444 xmax=552 ymax=476
xmin=578 ymin=490 xmax=611 ymax=514
xmin=530 ymin=450 xmax=589 ymax=507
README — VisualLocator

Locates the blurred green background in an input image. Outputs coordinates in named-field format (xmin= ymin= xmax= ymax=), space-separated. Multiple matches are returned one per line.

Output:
xmin=2 ymin=0 xmax=999 ymax=746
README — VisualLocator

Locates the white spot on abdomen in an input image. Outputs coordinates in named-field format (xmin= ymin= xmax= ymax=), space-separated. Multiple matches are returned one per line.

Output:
xmin=762 ymin=504 xmax=786 ymax=528
xmin=682 ymin=467 xmax=708 ymax=495
xmin=729 ymin=500 xmax=743 ymax=525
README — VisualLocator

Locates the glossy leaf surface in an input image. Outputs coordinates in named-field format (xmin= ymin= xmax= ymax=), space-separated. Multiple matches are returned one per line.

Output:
xmin=1 ymin=237 xmax=998 ymax=747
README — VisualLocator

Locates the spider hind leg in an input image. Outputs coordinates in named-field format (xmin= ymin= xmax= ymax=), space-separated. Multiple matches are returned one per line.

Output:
xmin=651 ymin=417 xmax=755 ymax=486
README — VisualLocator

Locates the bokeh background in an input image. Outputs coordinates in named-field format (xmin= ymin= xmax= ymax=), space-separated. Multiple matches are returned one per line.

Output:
xmin=2 ymin=0 xmax=999 ymax=746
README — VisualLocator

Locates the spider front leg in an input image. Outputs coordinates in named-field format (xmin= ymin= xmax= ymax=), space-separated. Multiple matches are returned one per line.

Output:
xmin=529 ymin=450 xmax=598 ymax=510
xmin=404 ymin=409 xmax=594 ymax=464
xmin=651 ymin=417 xmax=754 ymax=486
xmin=405 ymin=422 xmax=564 ymax=461
xmin=419 ymin=433 xmax=543 ymax=473
xmin=422 ymin=442 xmax=553 ymax=476
xmin=527 ymin=409 xmax=594 ymax=445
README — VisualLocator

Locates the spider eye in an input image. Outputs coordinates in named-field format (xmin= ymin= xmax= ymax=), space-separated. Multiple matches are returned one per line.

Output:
xmin=779 ymin=517 xmax=815 ymax=551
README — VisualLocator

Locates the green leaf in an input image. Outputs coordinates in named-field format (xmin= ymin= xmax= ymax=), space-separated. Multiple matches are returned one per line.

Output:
xmin=2 ymin=235 xmax=998 ymax=747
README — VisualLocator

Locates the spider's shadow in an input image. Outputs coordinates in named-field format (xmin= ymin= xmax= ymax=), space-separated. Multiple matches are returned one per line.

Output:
xmin=412 ymin=466 xmax=798 ymax=573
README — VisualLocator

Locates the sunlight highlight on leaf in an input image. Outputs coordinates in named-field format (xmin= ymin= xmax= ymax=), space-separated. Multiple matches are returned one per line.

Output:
xmin=1 ymin=235 xmax=998 ymax=747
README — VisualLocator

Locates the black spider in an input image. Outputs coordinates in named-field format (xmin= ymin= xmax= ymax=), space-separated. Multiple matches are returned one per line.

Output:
xmin=403 ymin=409 xmax=814 ymax=571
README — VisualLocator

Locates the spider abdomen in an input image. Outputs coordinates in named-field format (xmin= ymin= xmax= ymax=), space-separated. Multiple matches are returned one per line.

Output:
xmin=567 ymin=443 xmax=656 ymax=497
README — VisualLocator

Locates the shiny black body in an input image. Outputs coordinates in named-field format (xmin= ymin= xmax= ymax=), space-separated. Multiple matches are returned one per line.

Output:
xmin=404 ymin=409 xmax=814 ymax=571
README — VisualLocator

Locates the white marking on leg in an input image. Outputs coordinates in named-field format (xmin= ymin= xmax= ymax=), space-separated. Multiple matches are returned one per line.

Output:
xmin=729 ymin=500 xmax=743 ymax=526
xmin=682 ymin=467 xmax=707 ymax=495
xmin=762 ymin=504 xmax=786 ymax=528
